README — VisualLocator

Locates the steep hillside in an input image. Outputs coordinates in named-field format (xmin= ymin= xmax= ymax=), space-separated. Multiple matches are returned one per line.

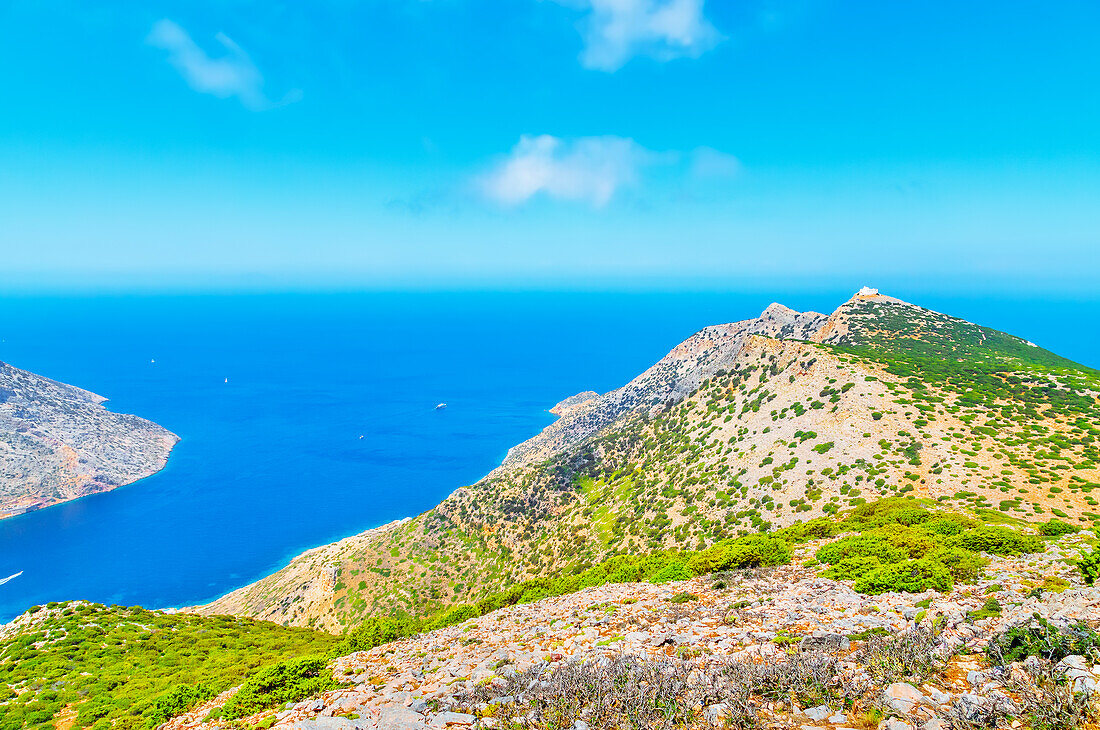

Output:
xmin=172 ymin=516 xmax=1100 ymax=730
xmin=200 ymin=290 xmax=1100 ymax=632
xmin=14 ymin=498 xmax=1100 ymax=730
xmin=0 ymin=602 xmax=337 ymax=729
xmin=0 ymin=362 xmax=178 ymax=518
xmin=497 ymin=302 xmax=827 ymax=471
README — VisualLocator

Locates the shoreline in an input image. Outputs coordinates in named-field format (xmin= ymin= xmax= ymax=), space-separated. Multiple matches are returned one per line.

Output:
xmin=185 ymin=515 xmax=413 ymax=616
xmin=0 ymin=431 xmax=180 ymax=521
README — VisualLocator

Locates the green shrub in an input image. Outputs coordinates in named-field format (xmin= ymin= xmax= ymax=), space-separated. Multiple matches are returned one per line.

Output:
xmin=727 ymin=535 xmax=792 ymax=567
xmin=1038 ymin=519 xmax=1079 ymax=537
xmin=74 ymin=697 xmax=113 ymax=727
xmin=925 ymin=546 xmax=987 ymax=582
xmin=333 ymin=616 xmax=422 ymax=656
xmin=429 ymin=604 xmax=480 ymax=630
xmin=635 ymin=553 xmax=689 ymax=581
xmin=668 ymin=592 xmax=698 ymax=604
xmin=222 ymin=657 xmax=339 ymax=720
xmin=969 ymin=596 xmax=1002 ymax=620
xmin=815 ymin=527 xmax=929 ymax=565
xmin=650 ymin=562 xmax=691 ymax=584
xmin=876 ymin=508 xmax=932 ymax=527
xmin=816 ymin=534 xmax=898 ymax=565
xmin=988 ymin=616 xmax=1100 ymax=664
xmin=596 ymin=554 xmax=650 ymax=584
xmin=952 ymin=526 xmax=1044 ymax=555
xmin=847 ymin=497 xmax=918 ymax=525
xmin=517 ymin=585 xmax=554 ymax=603
xmin=821 ymin=555 xmax=882 ymax=580
xmin=0 ymin=604 xmax=339 ymax=730
xmin=777 ymin=517 xmax=841 ymax=542
xmin=882 ymin=525 xmax=937 ymax=558
xmin=147 ymin=684 xmax=218 ymax=726
xmin=853 ymin=558 xmax=953 ymax=594
xmin=1078 ymin=549 xmax=1100 ymax=585
xmin=922 ymin=515 xmax=976 ymax=536
xmin=689 ymin=535 xmax=791 ymax=574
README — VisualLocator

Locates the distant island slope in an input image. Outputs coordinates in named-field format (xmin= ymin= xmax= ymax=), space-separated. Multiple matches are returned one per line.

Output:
xmin=0 ymin=361 xmax=178 ymax=518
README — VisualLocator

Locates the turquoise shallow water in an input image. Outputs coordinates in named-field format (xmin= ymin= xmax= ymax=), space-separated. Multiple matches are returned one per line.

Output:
xmin=0 ymin=290 xmax=1096 ymax=622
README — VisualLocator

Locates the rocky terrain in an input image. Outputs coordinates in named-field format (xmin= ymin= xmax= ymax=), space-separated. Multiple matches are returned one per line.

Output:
xmin=497 ymin=302 xmax=828 ymax=472
xmin=5 ymin=289 xmax=1100 ymax=730
xmin=171 ymin=527 xmax=1100 ymax=730
xmin=0 ymin=361 xmax=178 ymax=517
xmin=200 ymin=290 xmax=1100 ymax=633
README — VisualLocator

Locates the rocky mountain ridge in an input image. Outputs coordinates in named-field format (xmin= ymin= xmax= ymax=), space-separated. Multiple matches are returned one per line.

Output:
xmin=198 ymin=289 xmax=1100 ymax=633
xmin=0 ymin=360 xmax=178 ymax=517
xmin=496 ymin=302 xmax=828 ymax=472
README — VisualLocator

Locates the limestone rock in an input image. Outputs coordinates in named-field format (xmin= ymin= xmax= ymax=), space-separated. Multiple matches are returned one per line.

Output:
xmin=882 ymin=683 xmax=925 ymax=714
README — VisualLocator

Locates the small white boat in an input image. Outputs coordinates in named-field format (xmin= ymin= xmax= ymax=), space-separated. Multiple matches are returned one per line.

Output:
xmin=0 ymin=571 xmax=23 ymax=586
xmin=435 ymin=403 xmax=447 ymax=410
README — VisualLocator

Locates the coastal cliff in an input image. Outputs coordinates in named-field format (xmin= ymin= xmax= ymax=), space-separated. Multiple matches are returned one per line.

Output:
xmin=0 ymin=361 xmax=178 ymax=517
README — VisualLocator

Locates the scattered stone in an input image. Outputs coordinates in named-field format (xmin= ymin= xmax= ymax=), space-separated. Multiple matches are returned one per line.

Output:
xmin=163 ymin=550 xmax=1100 ymax=730
xmin=878 ymin=719 xmax=915 ymax=730
xmin=430 ymin=712 xmax=475 ymax=727
xmin=799 ymin=631 xmax=850 ymax=654
xmin=883 ymin=683 xmax=925 ymax=714
xmin=287 ymin=719 xmax=363 ymax=730
xmin=804 ymin=705 xmax=830 ymax=721
xmin=924 ymin=687 xmax=950 ymax=706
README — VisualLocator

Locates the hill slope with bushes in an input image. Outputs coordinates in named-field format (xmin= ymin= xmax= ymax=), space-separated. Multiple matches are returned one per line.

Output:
xmin=200 ymin=290 xmax=1100 ymax=632
xmin=0 ymin=603 xmax=338 ymax=729
xmin=171 ymin=498 xmax=1100 ymax=730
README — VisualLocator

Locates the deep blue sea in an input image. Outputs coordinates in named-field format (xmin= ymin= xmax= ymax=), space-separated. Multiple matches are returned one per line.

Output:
xmin=0 ymin=289 xmax=1097 ymax=623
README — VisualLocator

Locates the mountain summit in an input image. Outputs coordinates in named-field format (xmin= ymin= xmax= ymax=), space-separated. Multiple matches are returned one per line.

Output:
xmin=201 ymin=290 xmax=1100 ymax=631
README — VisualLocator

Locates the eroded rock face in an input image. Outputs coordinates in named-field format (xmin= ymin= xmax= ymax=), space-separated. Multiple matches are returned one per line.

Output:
xmin=496 ymin=303 xmax=827 ymax=472
xmin=0 ymin=361 xmax=178 ymax=517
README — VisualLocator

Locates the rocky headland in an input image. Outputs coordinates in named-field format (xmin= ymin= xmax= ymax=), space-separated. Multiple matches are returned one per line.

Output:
xmin=0 ymin=360 xmax=178 ymax=517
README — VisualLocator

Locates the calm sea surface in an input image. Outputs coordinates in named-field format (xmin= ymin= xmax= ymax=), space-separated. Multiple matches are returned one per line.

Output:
xmin=0 ymin=290 xmax=1097 ymax=622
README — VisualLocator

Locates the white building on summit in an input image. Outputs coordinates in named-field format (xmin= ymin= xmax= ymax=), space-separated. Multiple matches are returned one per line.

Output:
xmin=857 ymin=286 xmax=880 ymax=297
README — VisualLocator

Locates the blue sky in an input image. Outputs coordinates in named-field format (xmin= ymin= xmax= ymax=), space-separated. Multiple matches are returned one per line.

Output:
xmin=1 ymin=0 xmax=1098 ymax=293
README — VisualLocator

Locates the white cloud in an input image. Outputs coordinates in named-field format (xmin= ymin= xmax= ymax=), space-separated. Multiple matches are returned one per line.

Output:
xmin=479 ymin=135 xmax=657 ymax=207
xmin=555 ymin=0 xmax=723 ymax=71
xmin=690 ymin=146 xmax=741 ymax=178
xmin=146 ymin=19 xmax=299 ymax=110
xmin=478 ymin=136 xmax=740 ymax=207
